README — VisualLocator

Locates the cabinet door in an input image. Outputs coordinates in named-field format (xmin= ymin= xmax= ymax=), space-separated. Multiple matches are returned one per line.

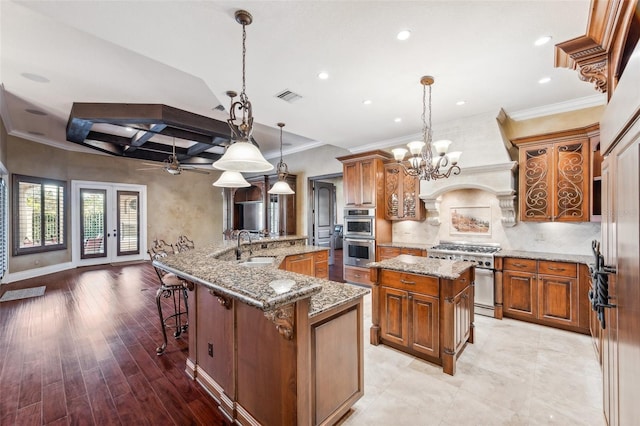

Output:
xmin=553 ymin=140 xmax=589 ymax=221
xmin=520 ymin=144 xmax=553 ymax=221
xmin=384 ymin=165 xmax=402 ymax=220
xmin=409 ymin=292 xmax=439 ymax=358
xmin=314 ymin=250 xmax=329 ymax=279
xmin=343 ymin=162 xmax=360 ymax=207
xmin=503 ymin=271 xmax=537 ymax=319
xmin=359 ymin=159 xmax=376 ymax=207
xmin=284 ymin=253 xmax=314 ymax=276
xmin=380 ymin=287 xmax=409 ymax=347
xmin=538 ymin=274 xmax=578 ymax=327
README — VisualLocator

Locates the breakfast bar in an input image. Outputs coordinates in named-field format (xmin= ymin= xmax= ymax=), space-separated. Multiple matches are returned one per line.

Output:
xmin=153 ymin=237 xmax=368 ymax=426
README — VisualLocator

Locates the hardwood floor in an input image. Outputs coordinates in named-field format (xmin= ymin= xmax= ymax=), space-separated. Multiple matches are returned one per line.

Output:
xmin=0 ymin=263 xmax=229 ymax=426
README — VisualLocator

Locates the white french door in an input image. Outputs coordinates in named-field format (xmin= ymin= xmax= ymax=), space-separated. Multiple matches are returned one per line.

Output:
xmin=71 ymin=181 xmax=147 ymax=266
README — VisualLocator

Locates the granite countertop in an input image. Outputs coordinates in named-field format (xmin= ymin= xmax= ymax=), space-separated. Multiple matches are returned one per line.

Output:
xmin=495 ymin=249 xmax=593 ymax=266
xmin=376 ymin=242 xmax=431 ymax=250
xmin=153 ymin=238 xmax=368 ymax=317
xmin=368 ymin=254 xmax=473 ymax=280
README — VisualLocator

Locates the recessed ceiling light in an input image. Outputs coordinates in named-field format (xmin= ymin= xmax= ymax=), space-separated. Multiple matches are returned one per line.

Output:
xmin=25 ymin=108 xmax=47 ymax=116
xmin=363 ymin=100 xmax=372 ymax=105
xmin=21 ymin=72 xmax=49 ymax=83
xmin=538 ymin=77 xmax=551 ymax=84
xmin=318 ymin=72 xmax=329 ymax=80
xmin=397 ymin=30 xmax=411 ymax=41
xmin=394 ymin=118 xmax=402 ymax=123
xmin=456 ymin=100 xmax=466 ymax=106
xmin=534 ymin=36 xmax=552 ymax=46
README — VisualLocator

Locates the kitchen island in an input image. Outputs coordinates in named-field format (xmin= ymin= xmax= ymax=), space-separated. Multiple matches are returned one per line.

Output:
xmin=368 ymin=255 xmax=475 ymax=376
xmin=153 ymin=236 xmax=368 ymax=426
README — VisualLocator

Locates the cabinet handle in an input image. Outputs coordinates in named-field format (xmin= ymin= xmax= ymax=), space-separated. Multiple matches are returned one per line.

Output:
xmin=513 ymin=263 xmax=527 ymax=268
xmin=354 ymin=274 xmax=361 ymax=278
xmin=400 ymin=279 xmax=416 ymax=285
xmin=547 ymin=266 xmax=566 ymax=271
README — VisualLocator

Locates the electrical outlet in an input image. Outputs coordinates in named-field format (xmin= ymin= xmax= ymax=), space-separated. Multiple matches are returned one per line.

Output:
xmin=208 ymin=343 xmax=213 ymax=357
xmin=261 ymin=243 xmax=268 ymax=249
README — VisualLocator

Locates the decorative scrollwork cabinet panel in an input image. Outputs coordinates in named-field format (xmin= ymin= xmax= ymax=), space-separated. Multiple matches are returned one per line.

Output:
xmin=514 ymin=124 xmax=598 ymax=223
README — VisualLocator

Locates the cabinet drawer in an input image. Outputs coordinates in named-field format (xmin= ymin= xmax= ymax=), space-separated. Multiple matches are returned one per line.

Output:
xmin=314 ymin=250 xmax=328 ymax=261
xmin=402 ymin=248 xmax=426 ymax=257
xmin=503 ymin=258 xmax=537 ymax=273
xmin=380 ymin=270 xmax=438 ymax=297
xmin=538 ymin=261 xmax=576 ymax=278
xmin=315 ymin=266 xmax=328 ymax=279
xmin=344 ymin=265 xmax=373 ymax=286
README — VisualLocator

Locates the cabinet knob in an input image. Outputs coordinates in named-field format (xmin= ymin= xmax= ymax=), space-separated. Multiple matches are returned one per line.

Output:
xmin=408 ymin=295 xmax=413 ymax=300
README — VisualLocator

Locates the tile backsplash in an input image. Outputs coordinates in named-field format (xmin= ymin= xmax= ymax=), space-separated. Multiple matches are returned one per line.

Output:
xmin=392 ymin=189 xmax=600 ymax=256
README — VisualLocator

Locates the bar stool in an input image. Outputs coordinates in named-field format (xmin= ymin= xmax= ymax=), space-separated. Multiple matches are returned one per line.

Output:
xmin=175 ymin=235 xmax=195 ymax=252
xmin=148 ymin=239 xmax=189 ymax=355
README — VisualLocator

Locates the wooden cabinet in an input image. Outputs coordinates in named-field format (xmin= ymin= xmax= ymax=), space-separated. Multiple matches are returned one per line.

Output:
xmin=337 ymin=150 xmax=392 ymax=208
xmin=379 ymin=270 xmax=440 ymax=359
xmin=501 ymin=257 xmax=587 ymax=333
xmin=383 ymin=163 xmax=425 ymax=220
xmin=343 ymin=265 xmax=374 ymax=286
xmin=376 ymin=245 xmax=427 ymax=261
xmin=513 ymin=125 xmax=598 ymax=222
xmin=370 ymin=265 xmax=474 ymax=375
xmin=314 ymin=250 xmax=329 ymax=279
xmin=282 ymin=250 xmax=329 ymax=279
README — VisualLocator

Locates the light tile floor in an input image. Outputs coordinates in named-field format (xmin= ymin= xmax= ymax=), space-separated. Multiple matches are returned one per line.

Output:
xmin=341 ymin=294 xmax=604 ymax=426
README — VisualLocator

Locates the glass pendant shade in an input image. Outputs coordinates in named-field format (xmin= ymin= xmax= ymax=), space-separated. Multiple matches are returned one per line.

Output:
xmin=447 ymin=151 xmax=462 ymax=165
xmin=432 ymin=139 xmax=452 ymax=155
xmin=212 ymin=170 xmax=250 ymax=187
xmin=212 ymin=140 xmax=274 ymax=172
xmin=407 ymin=140 xmax=425 ymax=155
xmin=392 ymin=148 xmax=408 ymax=161
xmin=268 ymin=180 xmax=294 ymax=195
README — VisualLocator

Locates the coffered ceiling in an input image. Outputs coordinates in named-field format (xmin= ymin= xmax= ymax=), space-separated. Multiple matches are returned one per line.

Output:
xmin=0 ymin=1 xmax=602 ymax=167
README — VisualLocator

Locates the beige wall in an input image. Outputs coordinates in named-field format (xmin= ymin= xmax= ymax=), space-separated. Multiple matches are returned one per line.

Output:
xmin=7 ymin=136 xmax=224 ymax=273
xmin=503 ymin=106 xmax=604 ymax=141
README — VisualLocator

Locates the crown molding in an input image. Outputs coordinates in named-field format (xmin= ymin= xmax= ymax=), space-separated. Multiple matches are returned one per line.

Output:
xmin=507 ymin=94 xmax=606 ymax=121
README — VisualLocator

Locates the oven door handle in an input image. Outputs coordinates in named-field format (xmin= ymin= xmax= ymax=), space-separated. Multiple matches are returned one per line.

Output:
xmin=344 ymin=238 xmax=375 ymax=243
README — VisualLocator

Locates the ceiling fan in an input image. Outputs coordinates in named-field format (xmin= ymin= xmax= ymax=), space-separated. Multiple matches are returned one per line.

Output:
xmin=138 ymin=138 xmax=210 ymax=175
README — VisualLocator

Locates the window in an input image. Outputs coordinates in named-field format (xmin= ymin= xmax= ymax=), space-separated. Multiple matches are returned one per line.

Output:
xmin=13 ymin=174 xmax=67 ymax=255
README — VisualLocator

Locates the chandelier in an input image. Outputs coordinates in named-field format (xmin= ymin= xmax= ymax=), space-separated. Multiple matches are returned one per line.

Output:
xmin=268 ymin=123 xmax=295 ymax=195
xmin=212 ymin=10 xmax=273 ymax=173
xmin=392 ymin=76 xmax=461 ymax=181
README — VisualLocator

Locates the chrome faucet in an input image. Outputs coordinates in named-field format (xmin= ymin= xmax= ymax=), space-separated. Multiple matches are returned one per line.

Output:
xmin=236 ymin=230 xmax=252 ymax=260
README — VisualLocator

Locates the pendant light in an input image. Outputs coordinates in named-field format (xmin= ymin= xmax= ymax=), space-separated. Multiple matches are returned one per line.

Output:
xmin=268 ymin=123 xmax=295 ymax=195
xmin=212 ymin=10 xmax=273 ymax=173
xmin=392 ymin=75 xmax=462 ymax=181
xmin=213 ymin=171 xmax=250 ymax=188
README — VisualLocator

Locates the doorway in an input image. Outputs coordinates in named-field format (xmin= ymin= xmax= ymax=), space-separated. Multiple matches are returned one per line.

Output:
xmin=308 ymin=174 xmax=343 ymax=280
xmin=71 ymin=181 xmax=147 ymax=266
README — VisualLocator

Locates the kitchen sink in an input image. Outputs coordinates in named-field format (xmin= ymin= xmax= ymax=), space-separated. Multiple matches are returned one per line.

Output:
xmin=238 ymin=256 xmax=276 ymax=267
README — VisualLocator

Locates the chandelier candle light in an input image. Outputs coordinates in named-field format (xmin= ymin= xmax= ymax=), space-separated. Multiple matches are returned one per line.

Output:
xmin=392 ymin=76 xmax=462 ymax=181
xmin=212 ymin=10 xmax=273 ymax=174
xmin=268 ymin=123 xmax=295 ymax=195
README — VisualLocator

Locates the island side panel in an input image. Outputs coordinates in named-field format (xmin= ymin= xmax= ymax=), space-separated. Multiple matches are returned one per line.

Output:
xmin=310 ymin=298 xmax=364 ymax=426
xmin=440 ymin=267 xmax=474 ymax=376
xmin=194 ymin=285 xmax=235 ymax=420
xmin=235 ymin=300 xmax=301 ymax=426
xmin=369 ymin=267 xmax=381 ymax=345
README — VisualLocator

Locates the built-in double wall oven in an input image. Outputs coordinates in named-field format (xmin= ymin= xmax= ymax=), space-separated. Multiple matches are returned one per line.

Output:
xmin=344 ymin=208 xmax=376 ymax=267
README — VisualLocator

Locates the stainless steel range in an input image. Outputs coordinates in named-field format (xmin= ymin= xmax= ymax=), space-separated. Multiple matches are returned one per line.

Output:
xmin=428 ymin=240 xmax=500 ymax=318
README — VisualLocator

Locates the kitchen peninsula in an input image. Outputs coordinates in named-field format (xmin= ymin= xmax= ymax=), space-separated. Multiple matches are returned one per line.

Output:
xmin=153 ymin=236 xmax=368 ymax=426
xmin=369 ymin=255 xmax=475 ymax=375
